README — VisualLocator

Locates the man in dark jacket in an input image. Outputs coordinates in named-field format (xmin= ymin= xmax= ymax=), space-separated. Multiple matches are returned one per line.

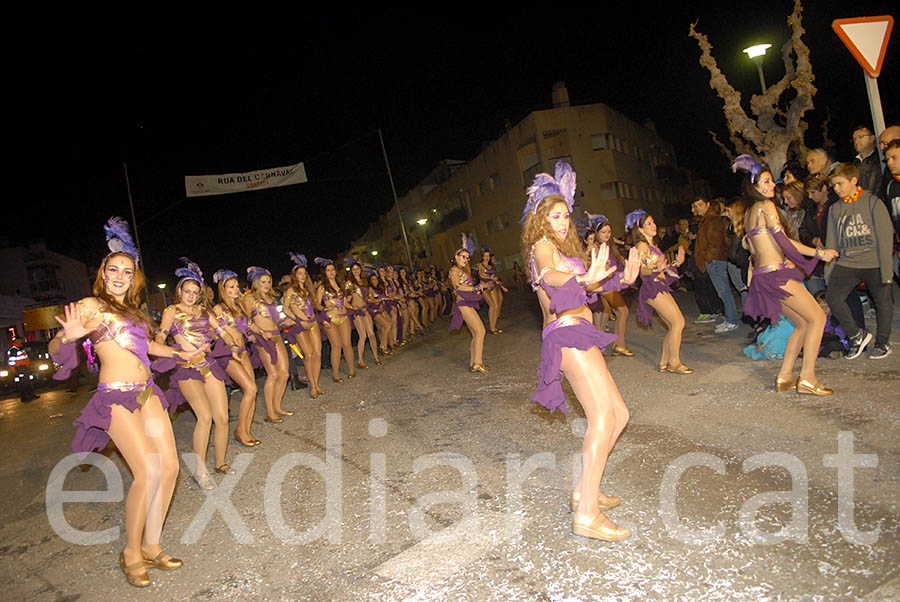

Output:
xmin=693 ymin=197 xmax=738 ymax=333
xmin=852 ymin=125 xmax=883 ymax=199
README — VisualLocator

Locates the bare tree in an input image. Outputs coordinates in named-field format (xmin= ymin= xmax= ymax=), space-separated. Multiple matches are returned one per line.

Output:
xmin=689 ymin=0 xmax=816 ymax=176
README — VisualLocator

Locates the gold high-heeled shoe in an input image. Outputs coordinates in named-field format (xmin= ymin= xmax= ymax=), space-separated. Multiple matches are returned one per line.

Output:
xmin=357 ymin=362 xmax=369 ymax=369
xmin=572 ymin=512 xmax=631 ymax=542
xmin=797 ymin=378 xmax=833 ymax=396
xmin=658 ymin=363 xmax=668 ymax=373
xmin=310 ymin=389 xmax=318 ymax=399
xmin=333 ymin=377 xmax=343 ymax=383
xmin=142 ymin=549 xmax=183 ymax=570
xmin=612 ymin=346 xmax=634 ymax=357
xmin=276 ymin=409 xmax=295 ymax=416
xmin=470 ymin=363 xmax=488 ymax=373
xmin=569 ymin=491 xmax=621 ymax=512
xmin=215 ymin=464 xmax=236 ymax=475
xmin=374 ymin=359 xmax=382 ymax=366
xmin=264 ymin=415 xmax=283 ymax=424
xmin=120 ymin=551 xmax=151 ymax=587
xmin=774 ymin=376 xmax=797 ymax=393
xmin=317 ymin=387 xmax=326 ymax=395
xmin=348 ymin=372 xmax=356 ymax=379
xmin=490 ymin=328 xmax=503 ymax=334
xmin=666 ymin=363 xmax=694 ymax=374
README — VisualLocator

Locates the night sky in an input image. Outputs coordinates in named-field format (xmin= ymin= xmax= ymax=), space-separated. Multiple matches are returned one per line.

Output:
xmin=14 ymin=2 xmax=898 ymax=287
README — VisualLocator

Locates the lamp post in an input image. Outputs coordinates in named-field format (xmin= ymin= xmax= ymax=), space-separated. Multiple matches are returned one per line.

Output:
xmin=743 ymin=43 xmax=772 ymax=94
xmin=157 ymin=283 xmax=167 ymax=308
xmin=416 ymin=218 xmax=431 ymax=262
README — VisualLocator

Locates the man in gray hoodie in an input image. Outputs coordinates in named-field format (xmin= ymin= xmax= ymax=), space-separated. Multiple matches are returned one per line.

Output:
xmin=825 ymin=163 xmax=894 ymax=360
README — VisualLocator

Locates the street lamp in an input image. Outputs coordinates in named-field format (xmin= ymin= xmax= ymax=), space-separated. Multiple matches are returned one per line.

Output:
xmin=371 ymin=250 xmax=378 ymax=257
xmin=743 ymin=43 xmax=772 ymax=94
xmin=415 ymin=218 xmax=431 ymax=261
xmin=157 ymin=283 xmax=168 ymax=309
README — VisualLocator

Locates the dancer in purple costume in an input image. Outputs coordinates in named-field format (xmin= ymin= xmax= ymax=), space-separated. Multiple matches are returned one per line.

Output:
xmin=156 ymin=258 xmax=234 ymax=489
xmin=379 ymin=266 xmax=400 ymax=349
xmin=242 ymin=267 xmax=292 ymax=422
xmin=399 ymin=266 xmax=424 ymax=338
xmin=315 ymin=257 xmax=356 ymax=382
xmin=367 ymin=272 xmax=395 ymax=356
xmin=477 ymin=247 xmax=508 ymax=335
xmin=626 ymin=209 xmax=692 ymax=374
xmin=733 ymin=154 xmax=839 ymax=394
xmin=591 ymin=214 xmax=634 ymax=357
xmin=49 ymin=218 xmax=197 ymax=587
xmin=283 ymin=253 xmax=326 ymax=398
xmin=523 ymin=163 xmax=640 ymax=543
xmin=345 ymin=259 xmax=382 ymax=368
xmin=449 ymin=232 xmax=488 ymax=372
xmin=211 ymin=269 xmax=259 ymax=447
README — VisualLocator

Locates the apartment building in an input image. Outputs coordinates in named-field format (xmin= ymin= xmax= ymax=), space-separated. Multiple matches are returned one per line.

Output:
xmin=343 ymin=84 xmax=679 ymax=276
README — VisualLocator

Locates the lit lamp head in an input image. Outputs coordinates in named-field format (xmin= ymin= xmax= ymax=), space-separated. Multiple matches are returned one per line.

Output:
xmin=371 ymin=250 xmax=379 ymax=257
xmin=743 ymin=43 xmax=771 ymax=63
xmin=416 ymin=218 xmax=428 ymax=226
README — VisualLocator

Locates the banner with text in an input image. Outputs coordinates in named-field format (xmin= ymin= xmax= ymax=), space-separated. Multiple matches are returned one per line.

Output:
xmin=184 ymin=161 xmax=307 ymax=197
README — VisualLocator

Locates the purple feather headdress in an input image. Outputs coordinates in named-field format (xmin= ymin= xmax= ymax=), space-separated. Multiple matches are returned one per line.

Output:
xmin=575 ymin=217 xmax=589 ymax=238
xmin=246 ymin=266 xmax=271 ymax=282
xmin=103 ymin=217 xmax=139 ymax=264
xmin=456 ymin=232 xmax=476 ymax=256
xmin=175 ymin=256 xmax=204 ymax=286
xmin=212 ymin=269 xmax=238 ymax=284
xmin=362 ymin=263 xmax=376 ymax=276
xmin=344 ymin=256 xmax=360 ymax=267
xmin=731 ymin=154 xmax=766 ymax=183
xmin=624 ymin=209 xmax=648 ymax=232
xmin=522 ymin=161 xmax=577 ymax=223
xmin=585 ymin=211 xmax=608 ymax=230
xmin=314 ymin=257 xmax=334 ymax=268
xmin=288 ymin=252 xmax=308 ymax=269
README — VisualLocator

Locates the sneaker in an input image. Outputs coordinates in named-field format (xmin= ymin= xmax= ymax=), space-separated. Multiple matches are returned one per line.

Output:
xmin=714 ymin=321 xmax=738 ymax=334
xmin=694 ymin=313 xmax=717 ymax=324
xmin=844 ymin=330 xmax=873 ymax=360
xmin=868 ymin=344 xmax=892 ymax=360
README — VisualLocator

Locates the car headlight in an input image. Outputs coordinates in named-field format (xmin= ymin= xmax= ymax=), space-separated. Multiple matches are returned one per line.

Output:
xmin=0 ymin=370 xmax=8 ymax=377
xmin=38 ymin=364 xmax=49 ymax=371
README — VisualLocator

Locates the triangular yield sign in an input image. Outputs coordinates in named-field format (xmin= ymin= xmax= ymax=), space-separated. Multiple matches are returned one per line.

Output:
xmin=833 ymin=16 xmax=894 ymax=77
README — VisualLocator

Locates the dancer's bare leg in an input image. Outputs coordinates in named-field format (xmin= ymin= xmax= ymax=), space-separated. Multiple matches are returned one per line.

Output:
xmin=647 ymin=292 xmax=685 ymax=367
xmin=779 ymin=280 xmax=826 ymax=382
xmin=460 ymin=306 xmax=485 ymax=366
xmin=226 ymin=355 xmax=257 ymax=441
xmin=562 ymin=347 xmax=629 ymax=529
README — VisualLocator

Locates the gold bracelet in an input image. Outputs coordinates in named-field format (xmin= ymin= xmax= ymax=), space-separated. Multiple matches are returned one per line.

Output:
xmin=60 ymin=334 xmax=71 ymax=345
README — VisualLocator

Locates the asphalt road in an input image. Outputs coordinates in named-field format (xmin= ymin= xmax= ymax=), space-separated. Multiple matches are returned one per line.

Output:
xmin=1 ymin=290 xmax=898 ymax=601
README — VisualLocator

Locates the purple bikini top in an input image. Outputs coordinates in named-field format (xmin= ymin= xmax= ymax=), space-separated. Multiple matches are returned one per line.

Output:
xmin=286 ymin=290 xmax=316 ymax=321
xmin=86 ymin=303 xmax=151 ymax=368
xmin=168 ymin=305 xmax=212 ymax=349
xmin=250 ymin=297 xmax=280 ymax=324
xmin=215 ymin=305 xmax=249 ymax=335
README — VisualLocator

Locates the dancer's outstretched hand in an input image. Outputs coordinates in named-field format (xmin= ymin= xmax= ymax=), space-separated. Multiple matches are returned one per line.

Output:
xmin=54 ymin=302 xmax=91 ymax=342
xmin=586 ymin=244 xmax=616 ymax=284
xmin=623 ymin=247 xmax=640 ymax=285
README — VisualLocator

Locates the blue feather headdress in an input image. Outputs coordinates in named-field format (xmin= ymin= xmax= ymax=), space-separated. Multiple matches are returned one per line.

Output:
xmin=246 ymin=266 xmax=271 ymax=282
xmin=175 ymin=257 xmax=204 ymax=286
xmin=731 ymin=154 xmax=766 ymax=183
xmin=456 ymin=232 xmax=476 ymax=256
xmin=624 ymin=209 xmax=648 ymax=232
xmin=480 ymin=245 xmax=492 ymax=256
xmin=212 ymin=269 xmax=238 ymax=284
xmin=288 ymin=252 xmax=308 ymax=269
xmin=585 ymin=211 xmax=608 ymax=231
xmin=103 ymin=217 xmax=139 ymax=264
xmin=522 ymin=161 xmax=577 ymax=224
xmin=314 ymin=257 xmax=334 ymax=268
xmin=362 ymin=263 xmax=376 ymax=276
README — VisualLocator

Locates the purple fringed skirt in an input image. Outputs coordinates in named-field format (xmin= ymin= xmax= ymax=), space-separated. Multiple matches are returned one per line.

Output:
xmin=450 ymin=290 xmax=483 ymax=331
xmin=744 ymin=263 xmax=805 ymax=322
xmin=249 ymin=333 xmax=279 ymax=369
xmin=636 ymin=272 xmax=677 ymax=326
xmin=209 ymin=338 xmax=238 ymax=384
xmin=72 ymin=379 xmax=169 ymax=455
xmin=532 ymin=316 xmax=617 ymax=414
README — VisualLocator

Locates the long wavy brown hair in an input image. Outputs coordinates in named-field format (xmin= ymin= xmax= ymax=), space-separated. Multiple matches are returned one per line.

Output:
xmin=288 ymin=266 xmax=316 ymax=299
xmin=216 ymin=276 xmax=248 ymax=319
xmin=521 ymin=194 xmax=587 ymax=265
xmin=92 ymin=252 xmax=150 ymax=333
